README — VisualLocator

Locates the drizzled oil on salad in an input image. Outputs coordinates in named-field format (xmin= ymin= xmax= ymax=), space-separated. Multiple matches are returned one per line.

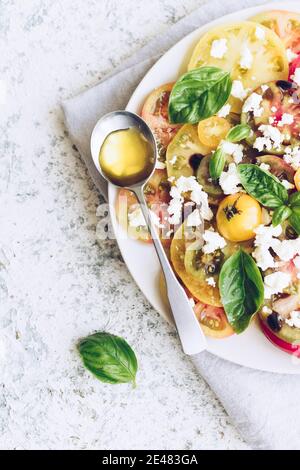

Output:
xmin=116 ymin=11 xmax=300 ymax=355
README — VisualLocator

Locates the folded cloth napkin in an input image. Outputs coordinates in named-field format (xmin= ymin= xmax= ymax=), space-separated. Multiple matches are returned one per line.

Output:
xmin=63 ymin=0 xmax=300 ymax=450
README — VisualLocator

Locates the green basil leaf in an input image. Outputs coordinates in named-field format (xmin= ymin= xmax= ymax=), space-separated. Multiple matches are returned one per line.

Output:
xmin=238 ymin=164 xmax=288 ymax=208
xmin=209 ymin=148 xmax=226 ymax=180
xmin=219 ymin=249 xmax=264 ymax=334
xmin=168 ymin=66 xmax=232 ymax=124
xmin=289 ymin=212 xmax=300 ymax=235
xmin=226 ymin=124 xmax=251 ymax=143
xmin=272 ymin=206 xmax=292 ymax=227
xmin=289 ymin=191 xmax=300 ymax=208
xmin=78 ymin=332 xmax=138 ymax=386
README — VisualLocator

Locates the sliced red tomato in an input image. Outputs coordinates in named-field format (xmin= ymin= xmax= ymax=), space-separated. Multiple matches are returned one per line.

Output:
xmin=257 ymin=155 xmax=295 ymax=183
xmin=141 ymin=83 xmax=181 ymax=159
xmin=289 ymin=54 xmax=300 ymax=80
xmin=260 ymin=317 xmax=300 ymax=357
xmin=194 ymin=302 xmax=234 ymax=339
xmin=252 ymin=10 xmax=300 ymax=54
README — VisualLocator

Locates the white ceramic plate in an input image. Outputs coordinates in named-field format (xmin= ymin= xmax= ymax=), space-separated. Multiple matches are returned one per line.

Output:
xmin=109 ymin=1 xmax=300 ymax=374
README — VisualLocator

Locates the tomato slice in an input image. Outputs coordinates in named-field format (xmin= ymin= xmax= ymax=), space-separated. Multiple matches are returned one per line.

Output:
xmin=188 ymin=21 xmax=288 ymax=113
xmin=289 ymin=54 xmax=300 ymax=80
xmin=260 ymin=317 xmax=300 ymax=356
xmin=194 ymin=302 xmax=234 ymax=338
xmin=252 ymin=10 xmax=300 ymax=54
xmin=242 ymin=81 xmax=300 ymax=153
xmin=141 ymin=83 xmax=181 ymax=159
xmin=257 ymin=155 xmax=295 ymax=183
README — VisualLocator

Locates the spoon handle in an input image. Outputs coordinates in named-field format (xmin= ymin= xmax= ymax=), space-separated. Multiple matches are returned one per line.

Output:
xmin=133 ymin=186 xmax=207 ymax=356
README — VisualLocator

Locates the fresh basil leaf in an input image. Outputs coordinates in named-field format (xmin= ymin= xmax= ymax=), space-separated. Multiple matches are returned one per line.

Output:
xmin=209 ymin=148 xmax=226 ymax=180
xmin=289 ymin=212 xmax=300 ymax=235
xmin=226 ymin=124 xmax=251 ymax=143
xmin=289 ymin=191 xmax=300 ymax=208
xmin=78 ymin=332 xmax=138 ymax=386
xmin=272 ymin=205 xmax=292 ymax=227
xmin=238 ymin=164 xmax=288 ymax=208
xmin=219 ymin=249 xmax=264 ymax=334
xmin=168 ymin=66 xmax=232 ymax=124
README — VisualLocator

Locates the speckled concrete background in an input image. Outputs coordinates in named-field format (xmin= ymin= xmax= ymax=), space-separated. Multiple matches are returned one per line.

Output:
xmin=0 ymin=0 xmax=248 ymax=449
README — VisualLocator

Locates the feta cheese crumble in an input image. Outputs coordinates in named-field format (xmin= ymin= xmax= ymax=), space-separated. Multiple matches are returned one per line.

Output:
xmin=239 ymin=44 xmax=253 ymax=70
xmin=255 ymin=26 xmax=265 ymax=40
xmin=231 ymin=80 xmax=249 ymax=100
xmin=186 ymin=209 xmax=202 ymax=227
xmin=252 ymin=224 xmax=282 ymax=271
xmin=155 ymin=160 xmax=166 ymax=170
xmin=167 ymin=176 xmax=213 ymax=225
xmin=278 ymin=113 xmax=294 ymax=127
xmin=292 ymin=67 xmax=300 ymax=86
xmin=261 ymin=84 xmax=269 ymax=93
xmin=189 ymin=297 xmax=196 ymax=308
xmin=281 ymin=179 xmax=294 ymax=190
xmin=217 ymin=103 xmax=231 ymax=118
xmin=283 ymin=146 xmax=300 ymax=170
xmin=202 ymin=229 xmax=227 ymax=254
xmin=253 ymin=125 xmax=283 ymax=152
xmin=272 ymin=238 xmax=300 ymax=262
xmin=169 ymin=155 xmax=177 ymax=166
xmin=210 ymin=38 xmax=228 ymax=59
xmin=287 ymin=48 xmax=298 ymax=63
xmin=242 ymin=92 xmax=263 ymax=117
xmin=219 ymin=163 xmax=242 ymax=195
xmin=286 ymin=311 xmax=300 ymax=328
xmin=264 ymin=272 xmax=291 ymax=299
xmin=221 ymin=141 xmax=244 ymax=164
xmin=259 ymin=162 xmax=270 ymax=172
xmin=206 ymin=277 xmax=216 ymax=287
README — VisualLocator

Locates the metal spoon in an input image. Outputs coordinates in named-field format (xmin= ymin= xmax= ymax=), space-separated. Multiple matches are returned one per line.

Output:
xmin=91 ymin=110 xmax=207 ymax=355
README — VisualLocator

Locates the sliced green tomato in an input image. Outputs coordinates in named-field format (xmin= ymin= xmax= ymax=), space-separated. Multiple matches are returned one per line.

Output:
xmin=196 ymin=155 xmax=223 ymax=204
xmin=166 ymin=124 xmax=211 ymax=179
xmin=141 ymin=83 xmax=181 ymax=159
xmin=188 ymin=21 xmax=288 ymax=113
xmin=194 ymin=302 xmax=234 ymax=338
xmin=257 ymin=155 xmax=295 ymax=183
xmin=242 ymin=81 xmax=300 ymax=153
xmin=170 ymin=224 xmax=222 ymax=307
xmin=251 ymin=10 xmax=300 ymax=55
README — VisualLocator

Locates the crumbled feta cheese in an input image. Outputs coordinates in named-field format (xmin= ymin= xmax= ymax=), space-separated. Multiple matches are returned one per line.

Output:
xmin=189 ymin=297 xmax=196 ymax=308
xmin=128 ymin=208 xmax=146 ymax=227
xmin=206 ymin=277 xmax=216 ymax=287
xmin=287 ymin=48 xmax=298 ymax=63
xmin=231 ymin=80 xmax=249 ymax=100
xmin=292 ymin=68 xmax=300 ymax=86
xmin=281 ymin=179 xmax=295 ymax=190
xmin=255 ymin=26 xmax=265 ymax=40
xmin=286 ymin=311 xmax=300 ymax=328
xmin=242 ymin=92 xmax=263 ymax=117
xmin=261 ymin=84 xmax=269 ymax=93
xmin=169 ymin=155 xmax=177 ymax=166
xmin=271 ymin=106 xmax=277 ymax=113
xmin=239 ymin=44 xmax=253 ymax=70
xmin=155 ymin=160 xmax=166 ymax=170
xmin=217 ymin=103 xmax=231 ymax=118
xmin=221 ymin=141 xmax=244 ymax=164
xmin=278 ymin=113 xmax=294 ymax=127
xmin=269 ymin=117 xmax=275 ymax=124
xmin=294 ymin=256 xmax=300 ymax=270
xmin=219 ymin=163 xmax=242 ymax=195
xmin=210 ymin=38 xmax=228 ymax=59
xmin=259 ymin=162 xmax=270 ymax=172
xmin=272 ymin=238 xmax=300 ymax=262
xmin=168 ymin=176 xmax=175 ymax=183
xmin=283 ymin=146 xmax=300 ymax=170
xmin=264 ymin=272 xmax=291 ymax=299
xmin=186 ymin=209 xmax=202 ymax=227
xmin=253 ymin=125 xmax=284 ymax=152
xmin=167 ymin=176 xmax=213 ymax=225
xmin=262 ymin=306 xmax=272 ymax=315
xmin=202 ymin=229 xmax=227 ymax=254
xmin=252 ymin=224 xmax=282 ymax=271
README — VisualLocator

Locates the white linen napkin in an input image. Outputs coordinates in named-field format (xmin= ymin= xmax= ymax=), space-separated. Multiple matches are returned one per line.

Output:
xmin=63 ymin=0 xmax=300 ymax=450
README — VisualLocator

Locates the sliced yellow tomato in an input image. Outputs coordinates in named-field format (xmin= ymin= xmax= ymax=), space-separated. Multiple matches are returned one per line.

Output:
xmin=166 ymin=124 xmax=211 ymax=179
xmin=170 ymin=224 xmax=222 ymax=307
xmin=216 ymin=193 xmax=262 ymax=242
xmin=194 ymin=302 xmax=234 ymax=338
xmin=251 ymin=10 xmax=300 ymax=54
xmin=197 ymin=116 xmax=231 ymax=149
xmin=188 ymin=21 xmax=288 ymax=113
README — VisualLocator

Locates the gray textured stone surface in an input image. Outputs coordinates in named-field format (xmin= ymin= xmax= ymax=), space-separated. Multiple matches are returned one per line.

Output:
xmin=1 ymin=0 xmax=248 ymax=449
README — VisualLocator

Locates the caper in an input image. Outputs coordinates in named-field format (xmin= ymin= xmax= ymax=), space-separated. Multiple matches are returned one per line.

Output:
xmin=285 ymin=225 xmax=298 ymax=240
xmin=267 ymin=312 xmax=282 ymax=333
xmin=276 ymin=80 xmax=293 ymax=91
xmin=189 ymin=154 xmax=203 ymax=171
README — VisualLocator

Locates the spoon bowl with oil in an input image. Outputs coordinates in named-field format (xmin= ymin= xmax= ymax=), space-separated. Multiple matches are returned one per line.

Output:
xmin=91 ymin=110 xmax=207 ymax=355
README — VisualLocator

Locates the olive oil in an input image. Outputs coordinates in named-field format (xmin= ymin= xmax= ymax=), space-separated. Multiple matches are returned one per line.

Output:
xmin=99 ymin=127 xmax=154 ymax=187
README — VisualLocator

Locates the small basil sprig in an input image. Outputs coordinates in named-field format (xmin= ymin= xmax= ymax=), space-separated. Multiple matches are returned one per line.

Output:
xmin=169 ymin=66 xmax=232 ymax=124
xmin=238 ymin=164 xmax=288 ymax=208
xmin=219 ymin=249 xmax=264 ymax=334
xmin=78 ymin=332 xmax=138 ymax=386
xmin=238 ymin=164 xmax=300 ymax=231
xmin=209 ymin=124 xmax=251 ymax=179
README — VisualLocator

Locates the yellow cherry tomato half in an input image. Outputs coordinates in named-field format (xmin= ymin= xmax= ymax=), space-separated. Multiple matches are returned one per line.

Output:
xmin=294 ymin=168 xmax=300 ymax=191
xmin=197 ymin=116 xmax=231 ymax=150
xmin=217 ymin=193 xmax=262 ymax=242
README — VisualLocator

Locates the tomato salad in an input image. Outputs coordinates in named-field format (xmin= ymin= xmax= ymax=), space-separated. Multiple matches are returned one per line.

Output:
xmin=116 ymin=11 xmax=300 ymax=353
